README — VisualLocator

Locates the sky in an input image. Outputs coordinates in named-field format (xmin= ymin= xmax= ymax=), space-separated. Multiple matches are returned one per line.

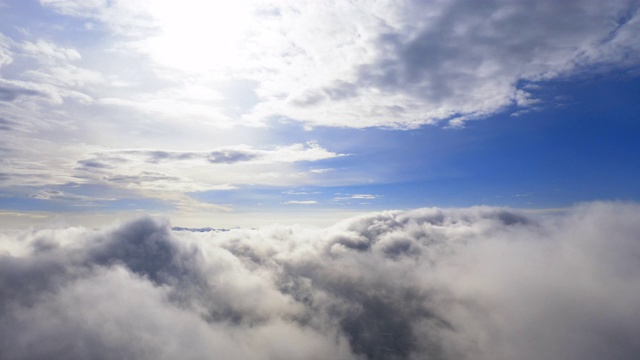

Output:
xmin=2 ymin=2 xmax=640 ymax=359
xmin=0 ymin=0 xmax=639 ymax=229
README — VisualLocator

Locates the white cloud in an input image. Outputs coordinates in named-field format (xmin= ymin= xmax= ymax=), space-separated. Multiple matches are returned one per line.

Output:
xmin=28 ymin=188 xmax=116 ymax=202
xmin=1 ymin=202 xmax=640 ymax=359
xmin=309 ymin=168 xmax=333 ymax=174
xmin=0 ymin=133 xmax=342 ymax=206
xmin=334 ymin=194 xmax=381 ymax=201
xmin=249 ymin=0 xmax=640 ymax=128
xmin=0 ymin=33 xmax=13 ymax=68
xmin=74 ymin=141 xmax=344 ymax=191
xmin=21 ymin=39 xmax=81 ymax=62
xmin=284 ymin=200 xmax=317 ymax=205
xmin=39 ymin=0 xmax=157 ymax=37
xmin=5 ymin=0 xmax=637 ymax=131
xmin=0 ymin=139 xmax=344 ymax=220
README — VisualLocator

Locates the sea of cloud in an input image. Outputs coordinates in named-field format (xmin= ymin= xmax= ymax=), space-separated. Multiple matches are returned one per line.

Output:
xmin=1 ymin=202 xmax=640 ymax=359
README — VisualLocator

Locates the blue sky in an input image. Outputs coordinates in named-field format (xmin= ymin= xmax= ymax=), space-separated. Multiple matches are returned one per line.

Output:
xmin=0 ymin=0 xmax=639 ymax=227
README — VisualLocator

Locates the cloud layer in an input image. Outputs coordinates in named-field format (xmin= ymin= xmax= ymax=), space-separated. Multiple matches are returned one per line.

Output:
xmin=72 ymin=142 xmax=344 ymax=193
xmin=2 ymin=202 xmax=640 ymax=359
xmin=2 ymin=1 xmax=639 ymax=131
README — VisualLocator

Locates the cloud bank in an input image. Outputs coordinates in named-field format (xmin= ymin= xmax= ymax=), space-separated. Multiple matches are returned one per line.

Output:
xmin=2 ymin=202 xmax=640 ymax=359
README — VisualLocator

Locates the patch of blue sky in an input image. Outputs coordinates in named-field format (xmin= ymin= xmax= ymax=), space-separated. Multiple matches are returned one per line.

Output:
xmin=0 ymin=1 xmax=110 ymax=44
xmin=195 ymin=74 xmax=640 ymax=212
xmin=0 ymin=183 xmax=173 ymax=213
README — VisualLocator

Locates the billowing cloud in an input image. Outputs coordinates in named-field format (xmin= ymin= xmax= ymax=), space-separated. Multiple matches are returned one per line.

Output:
xmin=248 ymin=1 xmax=640 ymax=127
xmin=23 ymin=0 xmax=638 ymax=129
xmin=2 ymin=202 xmax=640 ymax=359
xmin=246 ymin=0 xmax=640 ymax=128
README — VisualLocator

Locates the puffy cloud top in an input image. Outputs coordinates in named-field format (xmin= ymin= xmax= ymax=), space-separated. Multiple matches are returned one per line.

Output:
xmin=2 ymin=202 xmax=640 ymax=359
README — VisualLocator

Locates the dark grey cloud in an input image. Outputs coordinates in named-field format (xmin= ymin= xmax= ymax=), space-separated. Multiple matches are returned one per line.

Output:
xmin=76 ymin=155 xmax=128 ymax=172
xmin=77 ymin=149 xmax=262 ymax=169
xmin=0 ymin=117 xmax=14 ymax=131
xmin=141 ymin=150 xmax=196 ymax=163
xmin=76 ymin=159 xmax=114 ymax=169
xmin=104 ymin=171 xmax=181 ymax=185
xmin=291 ymin=81 xmax=361 ymax=108
xmin=276 ymin=0 xmax=640 ymax=127
xmin=357 ymin=0 xmax=640 ymax=110
xmin=121 ymin=149 xmax=259 ymax=164
xmin=0 ymin=86 xmax=41 ymax=102
xmin=207 ymin=150 xmax=257 ymax=164
xmin=2 ymin=202 xmax=640 ymax=359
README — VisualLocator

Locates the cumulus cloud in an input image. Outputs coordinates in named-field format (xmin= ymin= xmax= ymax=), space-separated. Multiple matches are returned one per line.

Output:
xmin=2 ymin=202 xmax=640 ymax=359
xmin=252 ymin=0 xmax=640 ymax=128
xmin=30 ymin=0 xmax=640 ymax=129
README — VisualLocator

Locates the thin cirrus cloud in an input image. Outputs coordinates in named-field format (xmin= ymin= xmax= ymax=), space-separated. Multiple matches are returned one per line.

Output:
xmin=284 ymin=200 xmax=317 ymax=205
xmin=72 ymin=142 xmax=345 ymax=192
xmin=3 ymin=138 xmax=340 ymax=200
xmin=2 ymin=202 xmax=640 ymax=359
xmin=28 ymin=188 xmax=115 ymax=202
xmin=334 ymin=194 xmax=381 ymax=201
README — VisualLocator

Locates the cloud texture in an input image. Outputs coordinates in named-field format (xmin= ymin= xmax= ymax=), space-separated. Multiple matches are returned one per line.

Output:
xmin=1 ymin=1 xmax=639 ymax=211
xmin=2 ymin=202 xmax=640 ymax=359
xmin=3 ymin=0 xmax=639 ymax=131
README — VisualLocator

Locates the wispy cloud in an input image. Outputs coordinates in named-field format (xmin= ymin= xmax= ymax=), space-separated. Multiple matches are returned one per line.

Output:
xmin=284 ymin=200 xmax=318 ymax=205
xmin=77 ymin=142 xmax=342 ymax=169
xmin=334 ymin=193 xmax=381 ymax=201
xmin=73 ymin=142 xmax=345 ymax=192
xmin=0 ymin=32 xmax=13 ymax=68
xmin=28 ymin=188 xmax=115 ymax=201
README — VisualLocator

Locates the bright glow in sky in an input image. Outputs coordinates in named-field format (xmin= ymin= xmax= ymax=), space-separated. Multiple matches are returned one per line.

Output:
xmin=146 ymin=1 xmax=251 ymax=73
xmin=0 ymin=0 xmax=639 ymax=228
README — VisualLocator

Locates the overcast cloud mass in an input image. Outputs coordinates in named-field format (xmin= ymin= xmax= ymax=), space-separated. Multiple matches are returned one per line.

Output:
xmin=2 ymin=202 xmax=640 ymax=359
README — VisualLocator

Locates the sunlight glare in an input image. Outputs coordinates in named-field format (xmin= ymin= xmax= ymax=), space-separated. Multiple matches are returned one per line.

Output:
xmin=147 ymin=1 xmax=251 ymax=74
